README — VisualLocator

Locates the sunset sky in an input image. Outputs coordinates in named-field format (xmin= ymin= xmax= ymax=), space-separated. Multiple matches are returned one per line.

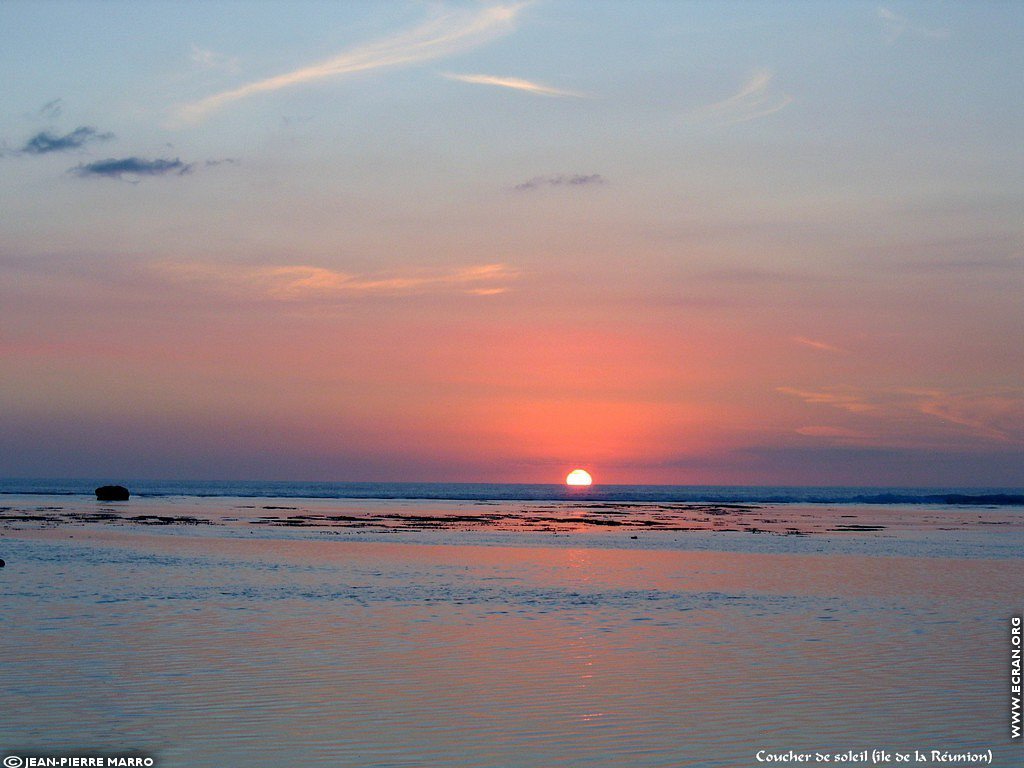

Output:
xmin=1 ymin=1 xmax=1021 ymax=485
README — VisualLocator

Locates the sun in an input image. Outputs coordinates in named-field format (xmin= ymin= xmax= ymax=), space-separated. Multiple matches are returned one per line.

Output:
xmin=565 ymin=469 xmax=593 ymax=486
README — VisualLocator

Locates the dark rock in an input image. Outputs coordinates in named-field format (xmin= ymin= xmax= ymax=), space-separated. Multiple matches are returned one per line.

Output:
xmin=95 ymin=485 xmax=130 ymax=501
xmin=0 ymin=558 xmax=5 ymax=567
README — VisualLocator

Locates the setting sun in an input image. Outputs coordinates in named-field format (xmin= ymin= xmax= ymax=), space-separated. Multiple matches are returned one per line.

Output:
xmin=565 ymin=469 xmax=593 ymax=486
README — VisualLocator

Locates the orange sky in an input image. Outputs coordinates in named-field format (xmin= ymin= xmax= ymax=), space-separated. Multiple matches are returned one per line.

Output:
xmin=1 ymin=2 xmax=1021 ymax=484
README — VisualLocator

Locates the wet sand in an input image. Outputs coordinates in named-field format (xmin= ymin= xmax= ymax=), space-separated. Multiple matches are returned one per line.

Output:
xmin=2 ymin=493 xmax=1022 ymax=539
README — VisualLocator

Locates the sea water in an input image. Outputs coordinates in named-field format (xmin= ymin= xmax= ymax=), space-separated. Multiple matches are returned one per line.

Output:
xmin=3 ymin=477 xmax=1023 ymax=505
xmin=1 ymin=487 xmax=1022 ymax=767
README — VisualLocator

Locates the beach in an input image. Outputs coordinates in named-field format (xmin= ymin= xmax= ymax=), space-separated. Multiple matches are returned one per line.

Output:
xmin=1 ymin=494 xmax=1021 ymax=767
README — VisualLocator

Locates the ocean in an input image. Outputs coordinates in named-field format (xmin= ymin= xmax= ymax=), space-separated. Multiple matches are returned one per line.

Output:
xmin=3 ymin=477 xmax=1023 ymax=505
xmin=1 ymin=481 xmax=1022 ymax=767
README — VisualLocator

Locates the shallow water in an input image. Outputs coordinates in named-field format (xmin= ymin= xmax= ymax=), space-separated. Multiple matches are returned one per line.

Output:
xmin=1 ymin=503 xmax=1021 ymax=767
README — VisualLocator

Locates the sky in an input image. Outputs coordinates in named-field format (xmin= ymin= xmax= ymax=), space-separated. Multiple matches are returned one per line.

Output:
xmin=1 ymin=1 xmax=1022 ymax=486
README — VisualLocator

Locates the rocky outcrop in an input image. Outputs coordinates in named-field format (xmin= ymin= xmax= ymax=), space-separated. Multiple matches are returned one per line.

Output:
xmin=95 ymin=485 xmax=130 ymax=501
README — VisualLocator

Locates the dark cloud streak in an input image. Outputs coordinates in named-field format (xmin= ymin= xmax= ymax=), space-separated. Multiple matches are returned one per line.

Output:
xmin=71 ymin=157 xmax=193 ymax=179
xmin=21 ymin=126 xmax=113 ymax=154
xmin=514 ymin=174 xmax=606 ymax=192
xmin=38 ymin=98 xmax=64 ymax=120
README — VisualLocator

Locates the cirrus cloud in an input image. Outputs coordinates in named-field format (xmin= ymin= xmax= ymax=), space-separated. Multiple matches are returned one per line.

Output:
xmin=177 ymin=3 xmax=527 ymax=122
xmin=150 ymin=261 xmax=519 ymax=300
xmin=878 ymin=6 xmax=950 ymax=45
xmin=793 ymin=336 xmax=844 ymax=353
xmin=780 ymin=386 xmax=1024 ymax=444
xmin=796 ymin=426 xmax=869 ymax=439
xmin=690 ymin=69 xmax=792 ymax=126
xmin=442 ymin=72 xmax=586 ymax=98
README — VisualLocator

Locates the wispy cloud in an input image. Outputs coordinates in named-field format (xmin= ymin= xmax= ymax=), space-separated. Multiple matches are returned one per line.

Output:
xmin=71 ymin=157 xmax=192 ymax=180
xmin=514 ymin=174 xmax=606 ymax=192
xmin=21 ymin=126 xmax=113 ymax=155
xmin=190 ymin=44 xmax=241 ymax=73
xmin=178 ymin=3 xmax=526 ymax=122
xmin=695 ymin=268 xmax=803 ymax=284
xmin=152 ymin=262 xmax=518 ymax=300
xmin=796 ymin=426 xmax=869 ymax=439
xmin=38 ymin=98 xmax=63 ymax=120
xmin=793 ymin=336 xmax=843 ymax=353
xmin=780 ymin=386 xmax=1024 ymax=444
xmin=908 ymin=388 xmax=1021 ymax=443
xmin=777 ymin=387 xmax=876 ymax=413
xmin=691 ymin=69 xmax=792 ymax=126
xmin=901 ymin=256 xmax=1023 ymax=274
xmin=442 ymin=72 xmax=585 ymax=98
xmin=878 ymin=7 xmax=950 ymax=45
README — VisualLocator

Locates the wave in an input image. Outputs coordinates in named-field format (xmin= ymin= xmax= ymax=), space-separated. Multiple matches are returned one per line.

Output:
xmin=849 ymin=493 xmax=1024 ymax=506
